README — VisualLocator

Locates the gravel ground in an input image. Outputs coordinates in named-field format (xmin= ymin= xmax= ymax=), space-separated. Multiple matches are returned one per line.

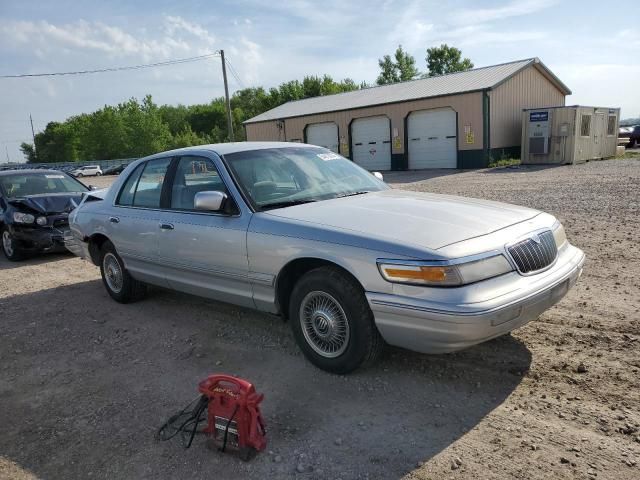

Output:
xmin=1 ymin=159 xmax=639 ymax=480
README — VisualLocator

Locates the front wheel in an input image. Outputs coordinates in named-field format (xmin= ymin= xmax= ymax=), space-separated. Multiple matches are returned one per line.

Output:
xmin=77 ymin=173 xmax=84 ymax=178
xmin=96 ymin=171 xmax=102 ymax=176
xmin=1 ymin=226 xmax=25 ymax=261
xmin=99 ymin=241 xmax=146 ymax=303
xmin=289 ymin=266 xmax=384 ymax=374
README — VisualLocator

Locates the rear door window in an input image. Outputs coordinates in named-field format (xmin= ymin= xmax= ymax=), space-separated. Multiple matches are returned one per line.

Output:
xmin=132 ymin=158 xmax=171 ymax=208
xmin=116 ymin=164 xmax=144 ymax=206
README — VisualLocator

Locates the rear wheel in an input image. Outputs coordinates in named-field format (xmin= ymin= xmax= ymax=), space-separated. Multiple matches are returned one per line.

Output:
xmin=289 ymin=266 xmax=384 ymax=374
xmin=1 ymin=226 xmax=25 ymax=261
xmin=99 ymin=241 xmax=146 ymax=303
xmin=96 ymin=171 xmax=102 ymax=176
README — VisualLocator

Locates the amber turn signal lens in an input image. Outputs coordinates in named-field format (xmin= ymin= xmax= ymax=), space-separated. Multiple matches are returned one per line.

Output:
xmin=383 ymin=266 xmax=447 ymax=282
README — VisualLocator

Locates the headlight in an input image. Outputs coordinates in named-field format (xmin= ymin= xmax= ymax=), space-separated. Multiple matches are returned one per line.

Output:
xmin=13 ymin=212 xmax=35 ymax=224
xmin=552 ymin=222 xmax=567 ymax=249
xmin=378 ymin=254 xmax=513 ymax=287
xmin=36 ymin=216 xmax=48 ymax=226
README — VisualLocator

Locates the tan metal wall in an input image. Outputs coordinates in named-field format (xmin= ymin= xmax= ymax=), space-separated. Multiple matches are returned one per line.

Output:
xmin=245 ymin=91 xmax=483 ymax=158
xmin=521 ymin=106 xmax=620 ymax=164
xmin=245 ymin=121 xmax=284 ymax=142
xmin=490 ymin=65 xmax=566 ymax=149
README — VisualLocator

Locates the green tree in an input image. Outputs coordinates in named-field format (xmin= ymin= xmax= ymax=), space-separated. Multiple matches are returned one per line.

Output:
xmin=79 ymin=106 xmax=128 ymax=160
xmin=17 ymin=73 xmax=366 ymax=163
xmin=20 ymin=142 xmax=37 ymax=163
xmin=119 ymin=95 xmax=172 ymax=157
xmin=36 ymin=122 xmax=81 ymax=163
xmin=169 ymin=125 xmax=209 ymax=149
xmin=424 ymin=44 xmax=473 ymax=77
xmin=376 ymin=45 xmax=420 ymax=85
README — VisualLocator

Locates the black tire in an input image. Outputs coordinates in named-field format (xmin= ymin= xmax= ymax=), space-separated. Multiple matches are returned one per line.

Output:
xmin=99 ymin=240 xmax=146 ymax=303
xmin=77 ymin=173 xmax=84 ymax=178
xmin=1 ymin=226 xmax=25 ymax=261
xmin=96 ymin=172 xmax=102 ymax=176
xmin=289 ymin=266 xmax=384 ymax=374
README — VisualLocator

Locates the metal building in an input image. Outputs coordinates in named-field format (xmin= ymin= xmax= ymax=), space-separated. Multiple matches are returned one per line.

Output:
xmin=521 ymin=106 xmax=620 ymax=164
xmin=244 ymin=58 xmax=571 ymax=170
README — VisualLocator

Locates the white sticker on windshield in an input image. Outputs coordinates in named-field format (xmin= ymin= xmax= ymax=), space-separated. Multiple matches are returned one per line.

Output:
xmin=317 ymin=153 xmax=341 ymax=161
xmin=45 ymin=175 xmax=65 ymax=178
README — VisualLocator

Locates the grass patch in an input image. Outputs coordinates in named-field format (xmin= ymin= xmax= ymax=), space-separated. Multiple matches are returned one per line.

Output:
xmin=488 ymin=157 xmax=521 ymax=168
xmin=619 ymin=151 xmax=640 ymax=159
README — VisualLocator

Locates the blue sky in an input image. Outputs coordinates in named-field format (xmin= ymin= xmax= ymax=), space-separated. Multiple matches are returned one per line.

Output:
xmin=1 ymin=0 xmax=638 ymax=162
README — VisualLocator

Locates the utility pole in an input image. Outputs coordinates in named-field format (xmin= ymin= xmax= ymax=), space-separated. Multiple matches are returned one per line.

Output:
xmin=220 ymin=50 xmax=234 ymax=141
xmin=29 ymin=114 xmax=37 ymax=161
xmin=5 ymin=145 xmax=10 ymax=164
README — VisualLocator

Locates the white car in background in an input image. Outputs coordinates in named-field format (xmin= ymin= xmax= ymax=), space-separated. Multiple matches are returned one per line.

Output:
xmin=70 ymin=165 xmax=102 ymax=177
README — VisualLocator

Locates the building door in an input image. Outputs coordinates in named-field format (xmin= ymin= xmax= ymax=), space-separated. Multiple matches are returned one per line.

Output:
xmin=594 ymin=113 xmax=605 ymax=158
xmin=408 ymin=108 xmax=457 ymax=169
xmin=351 ymin=116 xmax=391 ymax=170
xmin=306 ymin=122 xmax=339 ymax=153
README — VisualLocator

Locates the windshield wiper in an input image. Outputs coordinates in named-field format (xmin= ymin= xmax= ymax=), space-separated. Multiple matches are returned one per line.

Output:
xmin=260 ymin=199 xmax=318 ymax=210
xmin=334 ymin=191 xmax=371 ymax=199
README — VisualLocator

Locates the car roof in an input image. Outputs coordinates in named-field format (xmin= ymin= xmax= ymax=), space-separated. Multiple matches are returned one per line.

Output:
xmin=141 ymin=141 xmax=320 ymax=161
xmin=0 ymin=169 xmax=66 ymax=177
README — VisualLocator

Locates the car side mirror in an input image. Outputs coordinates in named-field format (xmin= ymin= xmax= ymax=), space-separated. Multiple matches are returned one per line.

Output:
xmin=373 ymin=171 xmax=384 ymax=181
xmin=194 ymin=191 xmax=227 ymax=212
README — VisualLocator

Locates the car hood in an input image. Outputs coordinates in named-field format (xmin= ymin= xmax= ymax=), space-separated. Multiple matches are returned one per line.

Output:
xmin=264 ymin=189 xmax=541 ymax=250
xmin=8 ymin=193 xmax=85 ymax=214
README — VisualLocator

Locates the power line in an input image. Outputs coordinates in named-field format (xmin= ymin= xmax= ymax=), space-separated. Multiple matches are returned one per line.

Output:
xmin=224 ymin=58 xmax=245 ymax=89
xmin=0 ymin=52 xmax=220 ymax=79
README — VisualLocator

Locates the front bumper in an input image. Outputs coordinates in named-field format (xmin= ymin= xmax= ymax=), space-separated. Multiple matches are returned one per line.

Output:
xmin=10 ymin=224 xmax=70 ymax=253
xmin=366 ymin=244 xmax=585 ymax=354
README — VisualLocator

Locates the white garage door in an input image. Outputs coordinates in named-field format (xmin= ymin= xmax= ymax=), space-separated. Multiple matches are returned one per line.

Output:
xmin=408 ymin=108 xmax=457 ymax=169
xmin=351 ymin=116 xmax=391 ymax=170
xmin=306 ymin=122 xmax=339 ymax=153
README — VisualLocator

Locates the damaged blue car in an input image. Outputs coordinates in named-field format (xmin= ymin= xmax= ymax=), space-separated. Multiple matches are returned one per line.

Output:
xmin=0 ymin=169 xmax=90 ymax=261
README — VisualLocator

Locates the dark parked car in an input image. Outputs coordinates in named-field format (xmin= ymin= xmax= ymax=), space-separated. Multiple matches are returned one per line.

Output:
xmin=103 ymin=164 xmax=128 ymax=175
xmin=619 ymin=125 xmax=640 ymax=148
xmin=0 ymin=169 xmax=89 ymax=261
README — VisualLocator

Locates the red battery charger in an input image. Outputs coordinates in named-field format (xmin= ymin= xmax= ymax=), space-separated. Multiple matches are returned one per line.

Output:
xmin=198 ymin=374 xmax=267 ymax=460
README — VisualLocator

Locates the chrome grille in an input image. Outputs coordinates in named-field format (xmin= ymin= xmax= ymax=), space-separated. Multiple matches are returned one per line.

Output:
xmin=508 ymin=230 xmax=557 ymax=274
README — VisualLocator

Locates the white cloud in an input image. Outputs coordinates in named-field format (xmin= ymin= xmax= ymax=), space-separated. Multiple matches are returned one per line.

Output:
xmin=553 ymin=63 xmax=640 ymax=117
xmin=0 ymin=17 xmax=214 ymax=61
xmin=453 ymin=0 xmax=558 ymax=25
xmin=437 ymin=24 xmax=546 ymax=47
xmin=165 ymin=15 xmax=215 ymax=47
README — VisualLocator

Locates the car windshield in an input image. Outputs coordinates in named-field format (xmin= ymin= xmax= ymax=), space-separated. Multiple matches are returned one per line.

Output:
xmin=0 ymin=173 xmax=88 ymax=198
xmin=224 ymin=147 xmax=388 ymax=210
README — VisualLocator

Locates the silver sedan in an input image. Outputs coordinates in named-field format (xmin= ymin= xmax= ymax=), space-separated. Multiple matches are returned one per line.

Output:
xmin=66 ymin=142 xmax=585 ymax=373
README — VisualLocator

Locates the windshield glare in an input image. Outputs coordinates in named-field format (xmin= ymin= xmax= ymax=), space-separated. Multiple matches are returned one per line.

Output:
xmin=0 ymin=173 xmax=88 ymax=197
xmin=225 ymin=147 xmax=388 ymax=209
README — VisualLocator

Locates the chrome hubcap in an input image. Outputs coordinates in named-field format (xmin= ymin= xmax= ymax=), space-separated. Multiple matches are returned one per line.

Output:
xmin=300 ymin=291 xmax=350 ymax=358
xmin=2 ymin=231 xmax=14 ymax=257
xmin=103 ymin=253 xmax=123 ymax=293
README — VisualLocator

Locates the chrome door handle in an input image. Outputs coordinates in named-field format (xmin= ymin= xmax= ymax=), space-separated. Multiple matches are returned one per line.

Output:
xmin=109 ymin=216 xmax=120 ymax=223
xmin=159 ymin=223 xmax=174 ymax=230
